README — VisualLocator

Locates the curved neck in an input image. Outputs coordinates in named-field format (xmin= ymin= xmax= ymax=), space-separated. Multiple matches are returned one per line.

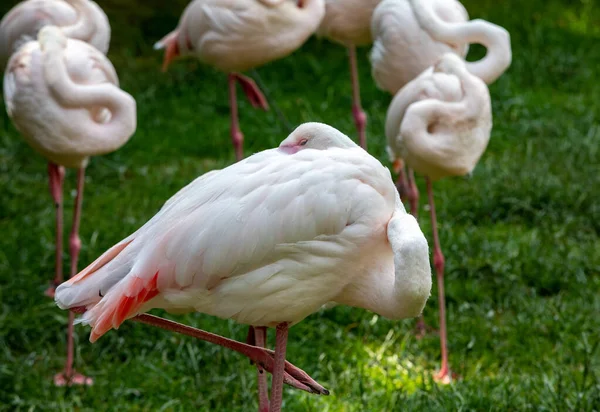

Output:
xmin=42 ymin=39 xmax=137 ymax=148
xmin=412 ymin=1 xmax=512 ymax=84
xmin=61 ymin=0 xmax=96 ymax=42
xmin=336 ymin=210 xmax=431 ymax=320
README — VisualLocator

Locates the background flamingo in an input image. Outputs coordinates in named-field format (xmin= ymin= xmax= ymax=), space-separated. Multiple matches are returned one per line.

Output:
xmin=55 ymin=122 xmax=432 ymax=411
xmin=3 ymin=26 xmax=136 ymax=385
xmin=370 ymin=0 xmax=511 ymax=215
xmin=316 ymin=0 xmax=381 ymax=149
xmin=154 ymin=0 xmax=326 ymax=162
xmin=384 ymin=53 xmax=492 ymax=383
xmin=0 ymin=0 xmax=110 ymax=68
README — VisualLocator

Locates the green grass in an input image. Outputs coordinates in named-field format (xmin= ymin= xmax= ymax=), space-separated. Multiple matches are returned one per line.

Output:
xmin=1 ymin=0 xmax=599 ymax=410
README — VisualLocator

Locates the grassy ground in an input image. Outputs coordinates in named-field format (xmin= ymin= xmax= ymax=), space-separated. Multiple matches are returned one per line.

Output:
xmin=1 ymin=0 xmax=599 ymax=410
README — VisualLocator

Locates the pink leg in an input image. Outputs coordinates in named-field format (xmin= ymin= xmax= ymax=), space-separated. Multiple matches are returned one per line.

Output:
xmin=393 ymin=159 xmax=409 ymax=201
xmin=254 ymin=326 xmax=270 ymax=412
xmin=45 ymin=163 xmax=65 ymax=298
xmin=232 ymin=73 xmax=269 ymax=111
xmin=269 ymin=323 xmax=289 ymax=412
xmin=70 ymin=308 xmax=329 ymax=395
xmin=407 ymin=169 xmax=420 ymax=218
xmin=348 ymin=46 xmax=367 ymax=149
xmin=55 ymin=168 xmax=92 ymax=386
xmin=229 ymin=74 xmax=244 ymax=162
xmin=426 ymin=178 xmax=450 ymax=384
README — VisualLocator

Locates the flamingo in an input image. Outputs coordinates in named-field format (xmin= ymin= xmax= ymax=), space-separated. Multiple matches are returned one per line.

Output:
xmin=370 ymin=0 xmax=511 ymax=214
xmin=154 ymin=0 xmax=326 ymax=162
xmin=316 ymin=0 xmax=381 ymax=149
xmin=3 ymin=26 xmax=136 ymax=385
xmin=0 ymin=0 xmax=110 ymax=68
xmin=384 ymin=53 xmax=492 ymax=383
xmin=54 ymin=122 xmax=432 ymax=412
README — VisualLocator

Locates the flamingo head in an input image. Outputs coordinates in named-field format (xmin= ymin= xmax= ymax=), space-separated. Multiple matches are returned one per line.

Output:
xmin=278 ymin=122 xmax=358 ymax=154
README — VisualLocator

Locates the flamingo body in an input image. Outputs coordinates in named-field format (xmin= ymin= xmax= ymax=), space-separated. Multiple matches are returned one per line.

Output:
xmin=55 ymin=123 xmax=432 ymax=341
xmin=0 ymin=0 xmax=110 ymax=68
xmin=385 ymin=53 xmax=492 ymax=180
xmin=3 ymin=28 xmax=136 ymax=168
xmin=370 ymin=0 xmax=469 ymax=95
xmin=159 ymin=0 xmax=325 ymax=72
xmin=316 ymin=0 xmax=381 ymax=46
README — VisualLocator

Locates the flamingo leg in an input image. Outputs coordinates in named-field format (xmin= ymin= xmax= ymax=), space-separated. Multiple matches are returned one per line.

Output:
xmin=69 ymin=309 xmax=329 ymax=395
xmin=55 ymin=167 xmax=92 ymax=386
xmin=269 ymin=323 xmax=289 ymax=412
xmin=232 ymin=73 xmax=269 ymax=111
xmin=228 ymin=74 xmax=244 ymax=162
xmin=407 ymin=168 xmax=420 ymax=218
xmin=348 ymin=45 xmax=367 ymax=149
xmin=393 ymin=159 xmax=409 ymax=201
xmin=406 ymin=172 xmax=433 ymax=339
xmin=426 ymin=177 xmax=450 ymax=384
xmin=254 ymin=326 xmax=270 ymax=412
xmin=45 ymin=163 xmax=65 ymax=298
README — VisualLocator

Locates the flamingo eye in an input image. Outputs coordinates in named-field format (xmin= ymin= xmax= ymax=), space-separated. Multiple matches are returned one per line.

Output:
xmin=299 ymin=139 xmax=308 ymax=146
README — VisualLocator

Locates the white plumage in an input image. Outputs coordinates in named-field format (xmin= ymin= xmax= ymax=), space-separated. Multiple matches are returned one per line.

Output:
xmin=55 ymin=122 xmax=432 ymax=341
xmin=385 ymin=53 xmax=492 ymax=180
xmin=316 ymin=0 xmax=381 ymax=46
xmin=0 ymin=0 xmax=110 ymax=68
xmin=370 ymin=0 xmax=511 ymax=95
xmin=156 ymin=0 xmax=325 ymax=73
xmin=3 ymin=26 xmax=136 ymax=168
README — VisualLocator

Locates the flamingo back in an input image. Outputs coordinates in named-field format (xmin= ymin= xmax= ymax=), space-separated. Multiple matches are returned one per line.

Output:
xmin=0 ymin=0 xmax=111 ymax=68
xmin=174 ymin=0 xmax=325 ymax=72
xmin=370 ymin=0 xmax=468 ymax=95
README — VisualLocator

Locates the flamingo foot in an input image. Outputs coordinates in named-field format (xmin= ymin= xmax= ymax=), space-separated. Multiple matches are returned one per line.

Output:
xmin=433 ymin=367 xmax=457 ymax=385
xmin=232 ymin=73 xmax=269 ymax=110
xmin=54 ymin=371 xmax=93 ymax=387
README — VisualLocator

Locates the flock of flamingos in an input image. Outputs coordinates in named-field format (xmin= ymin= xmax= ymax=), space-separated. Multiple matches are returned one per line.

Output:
xmin=1 ymin=0 xmax=512 ymax=410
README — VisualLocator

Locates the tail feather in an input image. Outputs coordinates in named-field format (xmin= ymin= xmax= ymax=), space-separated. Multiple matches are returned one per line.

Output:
xmin=86 ymin=271 xmax=160 ymax=342
xmin=55 ymin=238 xmax=134 ymax=310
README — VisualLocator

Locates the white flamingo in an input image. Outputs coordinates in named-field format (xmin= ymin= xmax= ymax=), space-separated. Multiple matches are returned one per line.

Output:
xmin=316 ymin=0 xmax=382 ymax=149
xmin=370 ymin=0 xmax=511 ymax=213
xmin=154 ymin=0 xmax=326 ymax=162
xmin=55 ymin=122 xmax=432 ymax=411
xmin=3 ymin=26 xmax=136 ymax=385
xmin=385 ymin=53 xmax=492 ymax=383
xmin=0 ymin=0 xmax=110 ymax=68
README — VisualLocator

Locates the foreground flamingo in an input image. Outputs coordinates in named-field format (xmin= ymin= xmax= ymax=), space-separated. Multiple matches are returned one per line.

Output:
xmin=385 ymin=53 xmax=492 ymax=383
xmin=55 ymin=122 xmax=432 ymax=411
xmin=370 ymin=0 xmax=511 ymax=212
xmin=0 ymin=0 xmax=110 ymax=68
xmin=155 ymin=0 xmax=325 ymax=162
xmin=3 ymin=26 xmax=136 ymax=385
xmin=316 ymin=0 xmax=381 ymax=149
